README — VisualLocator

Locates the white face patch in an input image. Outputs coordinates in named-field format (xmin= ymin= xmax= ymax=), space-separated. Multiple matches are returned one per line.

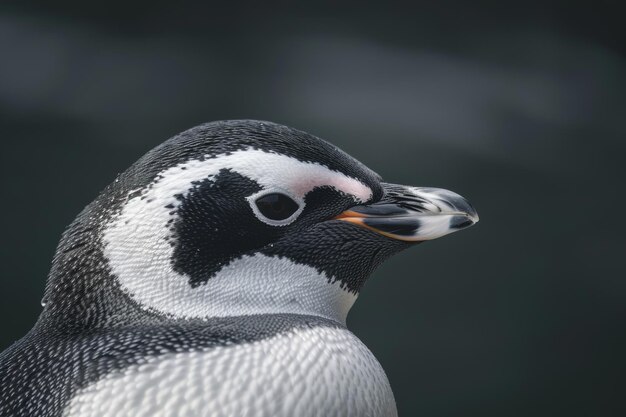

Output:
xmin=102 ymin=148 xmax=371 ymax=323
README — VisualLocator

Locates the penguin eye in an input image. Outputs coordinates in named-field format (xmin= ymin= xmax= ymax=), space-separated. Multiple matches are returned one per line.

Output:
xmin=254 ymin=193 xmax=300 ymax=222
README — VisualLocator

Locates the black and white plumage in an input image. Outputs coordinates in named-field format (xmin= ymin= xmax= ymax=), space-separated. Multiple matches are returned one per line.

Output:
xmin=0 ymin=120 xmax=478 ymax=417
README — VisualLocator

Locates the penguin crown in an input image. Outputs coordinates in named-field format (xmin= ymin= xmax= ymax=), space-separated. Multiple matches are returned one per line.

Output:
xmin=41 ymin=120 xmax=477 ymax=328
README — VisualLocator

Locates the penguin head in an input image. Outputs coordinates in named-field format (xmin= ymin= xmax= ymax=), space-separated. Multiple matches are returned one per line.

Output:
xmin=43 ymin=120 xmax=478 ymax=327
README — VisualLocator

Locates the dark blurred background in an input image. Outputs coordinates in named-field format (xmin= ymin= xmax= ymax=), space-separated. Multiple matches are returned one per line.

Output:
xmin=1 ymin=1 xmax=625 ymax=416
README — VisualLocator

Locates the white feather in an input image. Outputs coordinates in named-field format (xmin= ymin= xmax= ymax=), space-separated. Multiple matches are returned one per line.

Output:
xmin=62 ymin=326 xmax=397 ymax=417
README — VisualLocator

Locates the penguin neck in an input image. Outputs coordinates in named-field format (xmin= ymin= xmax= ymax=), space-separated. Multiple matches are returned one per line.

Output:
xmin=203 ymin=254 xmax=359 ymax=324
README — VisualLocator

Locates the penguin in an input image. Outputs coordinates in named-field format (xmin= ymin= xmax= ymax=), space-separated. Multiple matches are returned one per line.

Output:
xmin=0 ymin=120 xmax=478 ymax=417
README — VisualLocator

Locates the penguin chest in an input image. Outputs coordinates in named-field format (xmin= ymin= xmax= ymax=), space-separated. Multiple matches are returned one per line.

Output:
xmin=62 ymin=326 xmax=397 ymax=417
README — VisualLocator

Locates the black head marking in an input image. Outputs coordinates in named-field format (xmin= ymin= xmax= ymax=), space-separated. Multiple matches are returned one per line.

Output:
xmin=171 ymin=169 xmax=267 ymax=287
xmin=172 ymin=173 xmax=365 ymax=288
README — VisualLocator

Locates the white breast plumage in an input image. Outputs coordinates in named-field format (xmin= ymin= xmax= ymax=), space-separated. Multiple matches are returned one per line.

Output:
xmin=62 ymin=326 xmax=397 ymax=417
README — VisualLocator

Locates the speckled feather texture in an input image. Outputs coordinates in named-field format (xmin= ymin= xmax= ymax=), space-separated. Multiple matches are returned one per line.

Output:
xmin=0 ymin=120 xmax=477 ymax=417
xmin=62 ymin=326 xmax=397 ymax=417
xmin=1 ymin=315 xmax=397 ymax=417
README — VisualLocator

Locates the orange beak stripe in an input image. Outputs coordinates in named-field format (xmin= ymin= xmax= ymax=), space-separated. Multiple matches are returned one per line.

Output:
xmin=333 ymin=211 xmax=421 ymax=242
xmin=333 ymin=210 xmax=367 ymax=220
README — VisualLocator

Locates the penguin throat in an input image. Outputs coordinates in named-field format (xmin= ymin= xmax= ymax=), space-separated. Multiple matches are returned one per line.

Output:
xmin=113 ymin=253 xmax=357 ymax=325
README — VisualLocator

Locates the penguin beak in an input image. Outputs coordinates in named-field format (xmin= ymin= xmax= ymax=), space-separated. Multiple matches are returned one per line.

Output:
xmin=334 ymin=183 xmax=479 ymax=242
